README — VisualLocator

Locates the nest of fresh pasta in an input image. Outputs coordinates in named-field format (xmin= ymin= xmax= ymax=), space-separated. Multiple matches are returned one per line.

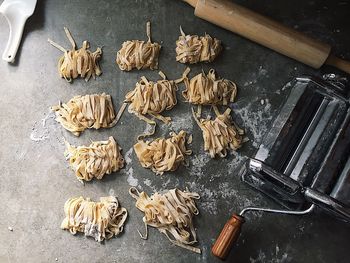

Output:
xmin=129 ymin=187 xmax=201 ymax=253
xmin=134 ymin=130 xmax=191 ymax=175
xmin=48 ymin=27 xmax=102 ymax=82
xmin=182 ymin=69 xmax=237 ymax=106
xmin=61 ymin=196 xmax=127 ymax=242
xmin=51 ymin=93 xmax=119 ymax=136
xmin=176 ymin=27 xmax=222 ymax=64
xmin=193 ymin=107 xmax=244 ymax=158
xmin=65 ymin=137 xmax=124 ymax=182
xmin=125 ymin=72 xmax=179 ymax=125
xmin=116 ymin=22 xmax=161 ymax=71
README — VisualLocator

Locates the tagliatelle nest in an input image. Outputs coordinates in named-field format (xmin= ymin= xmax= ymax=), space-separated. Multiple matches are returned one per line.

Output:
xmin=134 ymin=130 xmax=191 ymax=175
xmin=116 ymin=22 xmax=161 ymax=71
xmin=125 ymin=72 xmax=180 ymax=126
xmin=65 ymin=137 xmax=124 ymax=182
xmin=48 ymin=27 xmax=102 ymax=82
xmin=61 ymin=196 xmax=127 ymax=242
xmin=183 ymin=69 xmax=237 ymax=106
xmin=129 ymin=187 xmax=201 ymax=254
xmin=51 ymin=93 xmax=119 ymax=136
xmin=193 ymin=107 xmax=244 ymax=158
xmin=176 ymin=27 xmax=222 ymax=64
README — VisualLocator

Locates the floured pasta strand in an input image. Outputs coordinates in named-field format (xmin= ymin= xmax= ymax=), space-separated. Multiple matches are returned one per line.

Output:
xmin=48 ymin=27 xmax=102 ymax=82
xmin=183 ymin=69 xmax=237 ymax=106
xmin=61 ymin=196 xmax=127 ymax=242
xmin=125 ymin=72 xmax=179 ymax=125
xmin=176 ymin=27 xmax=222 ymax=64
xmin=193 ymin=107 xmax=244 ymax=158
xmin=51 ymin=93 xmax=118 ymax=136
xmin=65 ymin=136 xmax=124 ymax=182
xmin=129 ymin=187 xmax=201 ymax=254
xmin=116 ymin=21 xmax=161 ymax=71
xmin=134 ymin=130 xmax=191 ymax=175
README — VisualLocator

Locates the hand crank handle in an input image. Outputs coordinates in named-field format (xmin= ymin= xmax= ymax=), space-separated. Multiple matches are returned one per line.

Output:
xmin=211 ymin=213 xmax=245 ymax=260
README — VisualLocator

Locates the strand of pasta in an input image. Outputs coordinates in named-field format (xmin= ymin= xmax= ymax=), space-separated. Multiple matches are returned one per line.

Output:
xmin=65 ymin=136 xmax=124 ymax=182
xmin=48 ymin=27 xmax=102 ymax=82
xmin=129 ymin=187 xmax=201 ymax=254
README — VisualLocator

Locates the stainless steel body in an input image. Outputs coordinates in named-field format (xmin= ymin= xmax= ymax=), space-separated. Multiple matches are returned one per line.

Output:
xmin=242 ymin=76 xmax=350 ymax=222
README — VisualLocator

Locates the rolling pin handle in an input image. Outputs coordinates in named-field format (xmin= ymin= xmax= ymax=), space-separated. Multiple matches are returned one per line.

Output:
xmin=325 ymin=54 xmax=350 ymax=75
xmin=211 ymin=213 xmax=245 ymax=260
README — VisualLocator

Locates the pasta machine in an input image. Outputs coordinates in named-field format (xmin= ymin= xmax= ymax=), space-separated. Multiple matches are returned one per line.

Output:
xmin=212 ymin=75 xmax=350 ymax=259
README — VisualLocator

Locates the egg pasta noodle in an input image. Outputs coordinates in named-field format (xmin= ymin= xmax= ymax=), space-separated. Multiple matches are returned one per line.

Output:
xmin=65 ymin=136 xmax=124 ymax=182
xmin=48 ymin=27 xmax=102 ymax=82
xmin=176 ymin=26 xmax=222 ymax=64
xmin=51 ymin=93 xmax=119 ymax=136
xmin=133 ymin=130 xmax=191 ymax=175
xmin=116 ymin=21 xmax=161 ymax=71
xmin=61 ymin=196 xmax=127 ymax=242
xmin=192 ymin=106 xmax=244 ymax=158
xmin=129 ymin=187 xmax=201 ymax=254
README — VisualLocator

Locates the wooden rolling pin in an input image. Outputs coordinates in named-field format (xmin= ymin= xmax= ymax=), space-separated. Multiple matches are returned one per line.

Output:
xmin=183 ymin=0 xmax=350 ymax=74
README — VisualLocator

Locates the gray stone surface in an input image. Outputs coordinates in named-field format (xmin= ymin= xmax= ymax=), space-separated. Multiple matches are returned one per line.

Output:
xmin=0 ymin=0 xmax=349 ymax=262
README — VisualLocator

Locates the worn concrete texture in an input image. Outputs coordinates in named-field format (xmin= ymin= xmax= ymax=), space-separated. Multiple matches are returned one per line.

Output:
xmin=0 ymin=0 xmax=350 ymax=262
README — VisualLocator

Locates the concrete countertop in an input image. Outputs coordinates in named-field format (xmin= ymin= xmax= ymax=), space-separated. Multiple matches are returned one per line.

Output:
xmin=0 ymin=0 xmax=349 ymax=262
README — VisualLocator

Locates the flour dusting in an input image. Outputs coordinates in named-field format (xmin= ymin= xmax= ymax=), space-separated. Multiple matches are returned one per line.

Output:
xmin=188 ymin=153 xmax=210 ymax=178
xmin=126 ymin=167 xmax=138 ymax=187
xmin=169 ymin=112 xmax=194 ymax=132
xmin=250 ymin=244 xmax=292 ymax=263
xmin=234 ymin=99 xmax=273 ymax=147
xmin=124 ymin=148 xmax=133 ymax=164
xmin=30 ymin=112 xmax=60 ymax=143
xmin=143 ymin=178 xmax=158 ymax=192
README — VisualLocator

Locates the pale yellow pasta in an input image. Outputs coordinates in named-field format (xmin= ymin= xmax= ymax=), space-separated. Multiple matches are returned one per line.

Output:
xmin=193 ymin=107 xmax=244 ymax=158
xmin=51 ymin=93 xmax=118 ymax=136
xmin=129 ymin=187 xmax=201 ymax=254
xmin=48 ymin=27 xmax=102 ymax=82
xmin=183 ymin=69 xmax=237 ymax=106
xmin=134 ymin=130 xmax=191 ymax=175
xmin=61 ymin=196 xmax=127 ymax=242
xmin=125 ymin=72 xmax=178 ymax=125
xmin=65 ymin=137 xmax=124 ymax=182
xmin=176 ymin=27 xmax=222 ymax=64
xmin=116 ymin=22 xmax=161 ymax=71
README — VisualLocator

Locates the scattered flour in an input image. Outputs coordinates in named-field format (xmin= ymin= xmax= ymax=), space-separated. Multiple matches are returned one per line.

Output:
xmin=30 ymin=112 xmax=60 ymax=143
xmin=185 ymin=176 xmax=259 ymax=215
xmin=124 ymin=148 xmax=133 ymax=164
xmin=169 ymin=112 xmax=194 ymax=132
xmin=227 ymin=151 xmax=248 ymax=174
xmin=188 ymin=153 xmax=210 ymax=178
xmin=143 ymin=178 xmax=158 ymax=192
xmin=258 ymin=66 xmax=268 ymax=77
xmin=30 ymin=117 xmax=49 ymax=142
xmin=250 ymin=244 xmax=292 ymax=263
xmin=126 ymin=167 xmax=138 ymax=187
xmin=234 ymin=100 xmax=273 ymax=148
xmin=108 ymin=189 xmax=115 ymax=196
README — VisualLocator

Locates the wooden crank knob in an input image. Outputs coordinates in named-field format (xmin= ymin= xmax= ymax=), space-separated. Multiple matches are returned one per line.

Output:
xmin=211 ymin=213 xmax=245 ymax=260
